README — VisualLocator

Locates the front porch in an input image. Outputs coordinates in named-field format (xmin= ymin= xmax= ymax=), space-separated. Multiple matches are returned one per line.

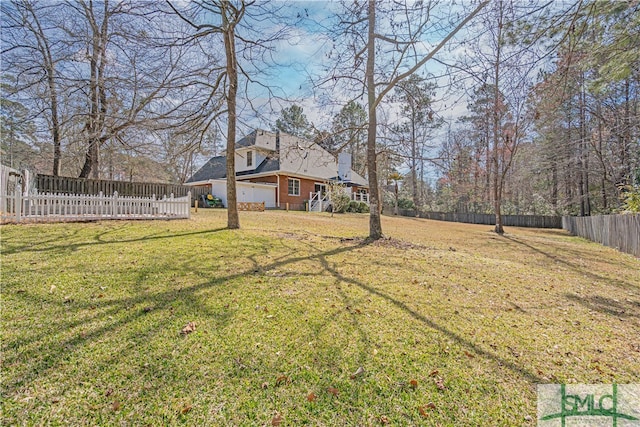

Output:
xmin=308 ymin=190 xmax=369 ymax=212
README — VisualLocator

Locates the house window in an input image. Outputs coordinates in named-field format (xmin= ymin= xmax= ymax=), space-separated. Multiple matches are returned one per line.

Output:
xmin=247 ymin=150 xmax=253 ymax=167
xmin=288 ymin=178 xmax=300 ymax=196
xmin=314 ymin=183 xmax=326 ymax=195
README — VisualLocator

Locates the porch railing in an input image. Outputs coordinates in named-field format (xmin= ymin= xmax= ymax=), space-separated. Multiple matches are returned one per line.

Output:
xmin=352 ymin=192 xmax=369 ymax=203
xmin=308 ymin=191 xmax=369 ymax=212
xmin=308 ymin=191 xmax=330 ymax=212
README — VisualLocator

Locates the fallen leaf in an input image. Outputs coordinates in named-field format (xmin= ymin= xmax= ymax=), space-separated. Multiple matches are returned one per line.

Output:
xmin=350 ymin=366 xmax=365 ymax=379
xmin=429 ymin=369 xmax=439 ymax=377
xmin=380 ymin=415 xmax=389 ymax=424
xmin=419 ymin=406 xmax=429 ymax=418
xmin=425 ymin=402 xmax=436 ymax=409
xmin=181 ymin=403 xmax=192 ymax=414
xmin=327 ymin=387 xmax=339 ymax=396
xmin=271 ymin=413 xmax=282 ymax=426
xmin=410 ymin=379 xmax=418 ymax=389
xmin=464 ymin=350 xmax=475 ymax=359
xmin=307 ymin=392 xmax=317 ymax=402
xmin=275 ymin=375 xmax=289 ymax=386
xmin=434 ymin=377 xmax=446 ymax=390
xmin=105 ymin=388 xmax=114 ymax=397
xmin=261 ymin=382 xmax=269 ymax=389
xmin=111 ymin=400 xmax=121 ymax=411
xmin=181 ymin=321 xmax=197 ymax=335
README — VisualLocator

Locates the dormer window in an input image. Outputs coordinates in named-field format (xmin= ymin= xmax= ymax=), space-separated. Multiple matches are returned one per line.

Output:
xmin=247 ymin=150 xmax=253 ymax=167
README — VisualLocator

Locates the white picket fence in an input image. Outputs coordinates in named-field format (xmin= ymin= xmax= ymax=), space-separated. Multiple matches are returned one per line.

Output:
xmin=0 ymin=189 xmax=191 ymax=223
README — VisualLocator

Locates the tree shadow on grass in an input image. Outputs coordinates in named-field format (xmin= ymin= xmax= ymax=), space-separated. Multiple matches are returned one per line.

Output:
xmin=1 ymin=239 xmax=372 ymax=398
xmin=564 ymin=293 xmax=640 ymax=319
xmin=500 ymin=234 xmax=639 ymax=292
xmin=4 ymin=233 xmax=554 ymax=402
xmin=312 ymin=248 xmax=545 ymax=385
xmin=0 ymin=226 xmax=227 ymax=255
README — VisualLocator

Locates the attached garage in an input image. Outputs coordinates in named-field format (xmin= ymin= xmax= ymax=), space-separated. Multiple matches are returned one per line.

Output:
xmin=190 ymin=179 xmax=277 ymax=208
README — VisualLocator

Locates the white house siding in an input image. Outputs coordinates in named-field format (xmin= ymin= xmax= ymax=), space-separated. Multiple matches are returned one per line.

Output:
xmin=279 ymin=134 xmax=340 ymax=179
xmin=234 ymin=148 xmax=254 ymax=173
xmin=210 ymin=180 xmax=276 ymax=208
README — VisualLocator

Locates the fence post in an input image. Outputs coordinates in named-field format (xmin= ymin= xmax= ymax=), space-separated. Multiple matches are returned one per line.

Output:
xmin=15 ymin=184 xmax=22 ymax=223
xmin=187 ymin=191 xmax=191 ymax=219
xmin=112 ymin=191 xmax=118 ymax=218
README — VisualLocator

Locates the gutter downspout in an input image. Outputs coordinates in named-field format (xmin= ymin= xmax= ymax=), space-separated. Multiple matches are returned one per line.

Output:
xmin=276 ymin=174 xmax=280 ymax=208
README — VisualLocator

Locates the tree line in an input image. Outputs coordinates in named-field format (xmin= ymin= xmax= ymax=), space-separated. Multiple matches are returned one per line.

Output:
xmin=2 ymin=0 xmax=638 ymax=237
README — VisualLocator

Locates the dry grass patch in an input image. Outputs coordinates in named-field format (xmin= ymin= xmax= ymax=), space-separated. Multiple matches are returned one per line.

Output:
xmin=1 ymin=209 xmax=638 ymax=425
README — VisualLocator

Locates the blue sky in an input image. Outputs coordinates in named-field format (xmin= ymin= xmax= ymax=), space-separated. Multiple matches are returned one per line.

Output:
xmin=238 ymin=0 xmax=479 ymax=135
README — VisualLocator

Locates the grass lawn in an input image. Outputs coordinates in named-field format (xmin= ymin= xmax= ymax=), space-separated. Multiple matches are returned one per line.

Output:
xmin=1 ymin=209 xmax=639 ymax=425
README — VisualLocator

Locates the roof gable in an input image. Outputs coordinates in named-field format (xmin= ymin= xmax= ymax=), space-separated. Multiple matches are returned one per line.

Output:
xmin=185 ymin=129 xmax=366 ymax=186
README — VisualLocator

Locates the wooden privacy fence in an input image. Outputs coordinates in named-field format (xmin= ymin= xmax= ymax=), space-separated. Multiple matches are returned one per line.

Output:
xmin=395 ymin=209 xmax=562 ymax=229
xmin=1 ymin=189 xmax=191 ymax=224
xmin=35 ymin=174 xmax=209 ymax=201
xmin=562 ymin=214 xmax=640 ymax=258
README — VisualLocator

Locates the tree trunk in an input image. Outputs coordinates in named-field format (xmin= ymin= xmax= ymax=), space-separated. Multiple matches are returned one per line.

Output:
xmin=223 ymin=2 xmax=240 ymax=229
xmin=79 ymin=0 xmax=108 ymax=179
xmin=551 ymin=159 xmax=558 ymax=214
xmin=492 ymin=0 xmax=504 ymax=234
xmin=25 ymin=3 xmax=61 ymax=176
xmin=366 ymin=0 xmax=382 ymax=239
xmin=411 ymin=114 xmax=419 ymax=211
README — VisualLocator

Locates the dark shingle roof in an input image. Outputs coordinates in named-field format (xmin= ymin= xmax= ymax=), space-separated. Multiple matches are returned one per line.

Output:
xmin=186 ymin=156 xmax=227 ymax=182
xmin=186 ymin=154 xmax=280 ymax=182
xmin=254 ymin=157 xmax=279 ymax=174
xmin=235 ymin=130 xmax=257 ymax=148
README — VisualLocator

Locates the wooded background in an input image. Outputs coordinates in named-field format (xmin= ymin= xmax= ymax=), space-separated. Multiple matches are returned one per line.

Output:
xmin=2 ymin=0 xmax=638 ymax=223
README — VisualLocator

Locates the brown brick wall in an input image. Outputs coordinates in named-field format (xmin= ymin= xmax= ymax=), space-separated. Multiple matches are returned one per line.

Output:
xmin=278 ymin=175 xmax=322 ymax=207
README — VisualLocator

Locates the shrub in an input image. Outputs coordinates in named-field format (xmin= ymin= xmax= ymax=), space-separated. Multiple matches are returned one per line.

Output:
xmin=358 ymin=202 xmax=370 ymax=213
xmin=620 ymin=185 xmax=640 ymax=213
xmin=328 ymin=183 xmax=351 ymax=213
xmin=397 ymin=198 xmax=415 ymax=210
xmin=347 ymin=201 xmax=360 ymax=213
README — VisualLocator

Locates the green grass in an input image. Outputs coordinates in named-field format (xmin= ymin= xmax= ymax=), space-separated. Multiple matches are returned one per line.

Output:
xmin=1 ymin=210 xmax=639 ymax=425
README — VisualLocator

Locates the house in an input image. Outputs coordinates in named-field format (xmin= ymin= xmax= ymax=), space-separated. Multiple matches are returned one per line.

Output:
xmin=185 ymin=130 xmax=369 ymax=210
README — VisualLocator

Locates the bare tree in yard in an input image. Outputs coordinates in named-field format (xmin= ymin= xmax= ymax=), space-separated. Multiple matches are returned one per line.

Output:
xmin=445 ymin=0 xmax=558 ymax=233
xmin=318 ymin=0 xmax=488 ymax=240
xmin=72 ymin=1 xmax=207 ymax=179
xmin=1 ymin=1 xmax=65 ymax=175
xmin=167 ymin=0 xmax=293 ymax=230
xmin=2 ymin=1 xmax=208 ymax=179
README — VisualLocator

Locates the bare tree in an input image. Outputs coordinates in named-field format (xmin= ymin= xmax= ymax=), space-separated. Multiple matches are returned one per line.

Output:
xmin=2 ymin=1 xmax=215 ymax=179
xmin=319 ymin=0 xmax=488 ymax=239
xmin=2 ymin=1 xmax=65 ymax=175
xmin=167 ymin=0 xmax=295 ymax=230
